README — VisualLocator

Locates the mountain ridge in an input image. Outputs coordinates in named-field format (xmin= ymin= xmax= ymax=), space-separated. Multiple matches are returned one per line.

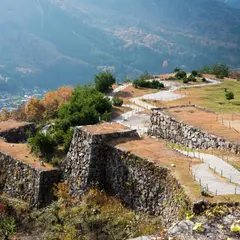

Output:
xmin=0 ymin=0 xmax=240 ymax=92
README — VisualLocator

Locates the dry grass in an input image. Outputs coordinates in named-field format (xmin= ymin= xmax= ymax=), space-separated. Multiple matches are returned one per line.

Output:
xmin=85 ymin=123 xmax=129 ymax=135
xmin=115 ymin=86 xmax=157 ymax=104
xmin=110 ymin=137 xmax=207 ymax=202
xmin=166 ymin=106 xmax=240 ymax=144
xmin=0 ymin=121 xmax=26 ymax=133
xmin=0 ymin=139 xmax=54 ymax=170
xmin=109 ymin=136 xmax=240 ymax=203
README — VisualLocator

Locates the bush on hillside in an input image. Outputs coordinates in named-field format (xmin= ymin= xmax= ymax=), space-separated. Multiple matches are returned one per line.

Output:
xmin=57 ymin=86 xmax=112 ymax=129
xmin=94 ymin=71 xmax=116 ymax=93
xmin=175 ymin=70 xmax=187 ymax=79
xmin=183 ymin=78 xmax=189 ymax=84
xmin=63 ymin=128 xmax=74 ymax=153
xmin=0 ymin=216 xmax=16 ymax=240
xmin=53 ymin=130 xmax=65 ymax=144
xmin=199 ymin=65 xmax=211 ymax=74
xmin=133 ymin=78 xmax=164 ymax=89
xmin=191 ymin=70 xmax=198 ymax=77
xmin=173 ymin=67 xmax=181 ymax=73
xmin=199 ymin=63 xmax=229 ymax=78
xmin=168 ymin=76 xmax=177 ymax=80
xmin=225 ymin=91 xmax=234 ymax=101
xmin=28 ymin=132 xmax=57 ymax=159
xmin=139 ymin=71 xmax=152 ymax=80
xmin=211 ymin=63 xmax=229 ymax=78
xmin=112 ymin=96 xmax=123 ymax=106
xmin=188 ymin=74 xmax=197 ymax=82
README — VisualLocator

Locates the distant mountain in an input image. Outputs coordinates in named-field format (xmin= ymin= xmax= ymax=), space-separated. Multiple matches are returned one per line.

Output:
xmin=221 ymin=0 xmax=240 ymax=8
xmin=0 ymin=0 xmax=240 ymax=92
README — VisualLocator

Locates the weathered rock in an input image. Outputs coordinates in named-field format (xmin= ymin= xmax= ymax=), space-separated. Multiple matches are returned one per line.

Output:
xmin=168 ymin=220 xmax=194 ymax=236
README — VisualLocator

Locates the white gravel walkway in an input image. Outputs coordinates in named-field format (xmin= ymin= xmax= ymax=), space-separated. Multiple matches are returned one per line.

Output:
xmin=175 ymin=149 xmax=240 ymax=195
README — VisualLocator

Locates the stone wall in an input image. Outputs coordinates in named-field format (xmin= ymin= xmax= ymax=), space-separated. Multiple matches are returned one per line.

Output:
xmin=62 ymin=126 xmax=190 ymax=226
xmin=62 ymin=126 xmax=139 ymax=196
xmin=0 ymin=123 xmax=36 ymax=143
xmin=0 ymin=152 xmax=60 ymax=208
xmin=148 ymin=106 xmax=240 ymax=154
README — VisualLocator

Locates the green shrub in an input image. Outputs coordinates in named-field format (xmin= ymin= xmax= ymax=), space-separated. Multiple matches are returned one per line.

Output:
xmin=183 ymin=78 xmax=189 ymax=84
xmin=28 ymin=132 xmax=57 ymax=158
xmin=168 ymin=76 xmax=177 ymax=80
xmin=225 ymin=91 xmax=234 ymax=101
xmin=191 ymin=70 xmax=198 ymax=77
xmin=211 ymin=63 xmax=229 ymax=78
xmin=53 ymin=130 xmax=65 ymax=144
xmin=0 ymin=216 xmax=16 ymax=240
xmin=202 ymin=77 xmax=207 ymax=82
xmin=63 ymin=128 xmax=74 ymax=154
xmin=175 ymin=70 xmax=187 ymax=79
xmin=133 ymin=78 xmax=164 ymax=89
xmin=188 ymin=74 xmax=197 ymax=82
xmin=101 ymin=111 xmax=111 ymax=122
xmin=57 ymin=86 xmax=112 ymax=129
xmin=112 ymin=96 xmax=123 ymax=106
xmin=94 ymin=71 xmax=116 ymax=93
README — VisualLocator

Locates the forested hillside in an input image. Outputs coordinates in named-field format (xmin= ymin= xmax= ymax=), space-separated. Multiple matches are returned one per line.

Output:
xmin=0 ymin=0 xmax=240 ymax=92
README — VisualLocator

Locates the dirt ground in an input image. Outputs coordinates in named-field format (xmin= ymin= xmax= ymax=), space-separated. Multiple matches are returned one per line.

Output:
xmin=166 ymin=106 xmax=240 ymax=143
xmin=115 ymin=86 xmax=157 ymax=103
xmin=0 ymin=121 xmax=26 ymax=133
xmin=111 ymin=106 xmax=132 ymax=120
xmin=0 ymin=139 xmax=54 ymax=170
xmin=85 ymin=123 xmax=129 ymax=135
xmin=110 ymin=136 xmax=240 ymax=202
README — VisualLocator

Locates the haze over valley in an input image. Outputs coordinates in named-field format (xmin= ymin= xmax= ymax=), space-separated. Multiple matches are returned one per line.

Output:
xmin=0 ymin=0 xmax=240 ymax=92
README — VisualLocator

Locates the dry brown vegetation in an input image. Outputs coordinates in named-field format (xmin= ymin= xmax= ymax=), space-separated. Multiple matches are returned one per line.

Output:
xmin=0 ymin=139 xmax=54 ymax=170
xmin=166 ymin=106 xmax=240 ymax=144
xmin=0 ymin=121 xmax=26 ymax=133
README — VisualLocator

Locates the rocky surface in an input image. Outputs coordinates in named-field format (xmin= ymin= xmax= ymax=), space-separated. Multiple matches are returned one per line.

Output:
xmin=149 ymin=106 xmax=240 ymax=154
xmin=0 ymin=151 xmax=60 ymax=208
xmin=130 ymin=213 xmax=240 ymax=240
xmin=62 ymin=125 xmax=191 ymax=226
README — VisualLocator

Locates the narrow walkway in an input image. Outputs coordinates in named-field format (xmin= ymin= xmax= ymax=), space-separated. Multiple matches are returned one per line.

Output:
xmin=111 ymin=78 xmax=222 ymax=134
xmin=175 ymin=149 xmax=240 ymax=195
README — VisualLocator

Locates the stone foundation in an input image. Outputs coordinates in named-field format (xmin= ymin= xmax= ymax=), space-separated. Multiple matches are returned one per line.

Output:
xmin=148 ymin=106 xmax=240 ymax=154
xmin=62 ymin=125 xmax=190 ymax=226
xmin=0 ymin=123 xmax=36 ymax=143
xmin=0 ymin=152 xmax=60 ymax=208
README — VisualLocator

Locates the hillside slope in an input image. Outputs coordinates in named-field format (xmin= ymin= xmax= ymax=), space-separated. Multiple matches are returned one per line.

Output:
xmin=0 ymin=0 xmax=240 ymax=91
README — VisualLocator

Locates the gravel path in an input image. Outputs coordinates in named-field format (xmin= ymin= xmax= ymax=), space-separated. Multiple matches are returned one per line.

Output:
xmin=175 ymin=149 xmax=240 ymax=195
